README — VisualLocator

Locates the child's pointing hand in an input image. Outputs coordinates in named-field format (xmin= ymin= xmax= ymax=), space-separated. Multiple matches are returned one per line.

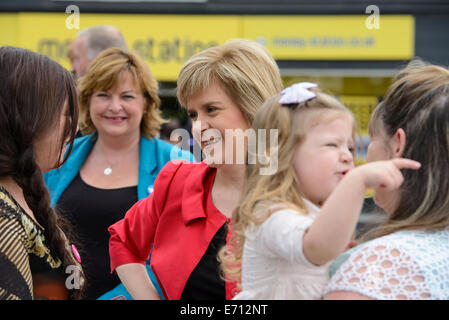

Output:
xmin=353 ymin=158 xmax=421 ymax=191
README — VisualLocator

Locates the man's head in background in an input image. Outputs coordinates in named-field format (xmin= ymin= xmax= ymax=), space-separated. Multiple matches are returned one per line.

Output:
xmin=68 ymin=25 xmax=128 ymax=78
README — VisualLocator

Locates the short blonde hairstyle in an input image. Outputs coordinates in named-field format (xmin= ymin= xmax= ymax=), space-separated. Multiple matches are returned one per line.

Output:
xmin=177 ymin=39 xmax=283 ymax=123
xmin=78 ymin=47 xmax=163 ymax=138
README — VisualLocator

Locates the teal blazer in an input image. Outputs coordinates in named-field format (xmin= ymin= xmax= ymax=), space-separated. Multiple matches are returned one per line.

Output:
xmin=44 ymin=133 xmax=194 ymax=300
xmin=45 ymin=133 xmax=194 ymax=206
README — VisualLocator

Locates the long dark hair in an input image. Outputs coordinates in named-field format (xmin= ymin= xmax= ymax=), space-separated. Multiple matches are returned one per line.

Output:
xmin=0 ymin=46 xmax=85 ymax=298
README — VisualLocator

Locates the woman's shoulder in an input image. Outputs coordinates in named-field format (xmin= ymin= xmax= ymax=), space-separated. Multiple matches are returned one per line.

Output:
xmin=53 ymin=133 xmax=95 ymax=168
xmin=329 ymin=231 xmax=418 ymax=277
xmin=250 ymin=201 xmax=312 ymax=234
xmin=327 ymin=229 xmax=449 ymax=299
xmin=141 ymin=136 xmax=194 ymax=162
xmin=0 ymin=188 xmax=29 ymax=261
xmin=0 ymin=187 xmax=20 ymax=215
xmin=352 ymin=229 xmax=449 ymax=255
xmin=70 ymin=133 xmax=95 ymax=151
xmin=0 ymin=188 xmax=62 ymax=300
xmin=0 ymin=198 xmax=33 ymax=299
xmin=255 ymin=201 xmax=310 ymax=220
xmin=153 ymin=159 xmax=209 ymax=189
xmin=0 ymin=188 xmax=26 ymax=232
xmin=159 ymin=158 xmax=206 ymax=174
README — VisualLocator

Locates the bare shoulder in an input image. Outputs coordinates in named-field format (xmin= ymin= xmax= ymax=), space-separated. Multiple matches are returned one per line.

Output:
xmin=323 ymin=291 xmax=375 ymax=300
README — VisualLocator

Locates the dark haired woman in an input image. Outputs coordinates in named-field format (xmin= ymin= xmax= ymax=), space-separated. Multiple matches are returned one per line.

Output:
xmin=324 ymin=61 xmax=449 ymax=300
xmin=0 ymin=46 xmax=84 ymax=300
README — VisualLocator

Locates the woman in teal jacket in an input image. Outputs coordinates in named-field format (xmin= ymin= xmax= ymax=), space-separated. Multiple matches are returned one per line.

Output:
xmin=43 ymin=48 xmax=193 ymax=300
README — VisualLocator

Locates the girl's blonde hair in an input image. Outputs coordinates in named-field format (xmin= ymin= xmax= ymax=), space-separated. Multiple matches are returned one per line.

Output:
xmin=77 ymin=47 xmax=164 ymax=138
xmin=177 ymin=39 xmax=284 ymax=123
xmin=362 ymin=59 xmax=449 ymax=242
xmin=219 ymin=87 xmax=357 ymax=285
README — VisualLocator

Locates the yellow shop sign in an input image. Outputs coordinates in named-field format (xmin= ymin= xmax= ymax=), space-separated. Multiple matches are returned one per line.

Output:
xmin=242 ymin=15 xmax=414 ymax=60
xmin=0 ymin=13 xmax=414 ymax=81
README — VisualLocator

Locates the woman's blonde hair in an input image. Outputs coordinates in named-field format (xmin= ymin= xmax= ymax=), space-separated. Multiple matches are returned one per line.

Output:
xmin=362 ymin=59 xmax=449 ymax=241
xmin=77 ymin=47 xmax=164 ymax=138
xmin=219 ymin=86 xmax=357 ymax=285
xmin=177 ymin=39 xmax=284 ymax=123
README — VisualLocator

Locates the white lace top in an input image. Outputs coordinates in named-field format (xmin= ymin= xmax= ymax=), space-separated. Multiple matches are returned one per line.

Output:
xmin=233 ymin=199 xmax=331 ymax=300
xmin=325 ymin=229 xmax=449 ymax=300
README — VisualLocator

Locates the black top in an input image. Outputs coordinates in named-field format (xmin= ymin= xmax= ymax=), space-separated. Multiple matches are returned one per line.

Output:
xmin=56 ymin=173 xmax=138 ymax=300
xmin=181 ymin=222 xmax=228 ymax=300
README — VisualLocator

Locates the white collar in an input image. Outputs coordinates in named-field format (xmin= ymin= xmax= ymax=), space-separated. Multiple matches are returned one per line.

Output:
xmin=302 ymin=198 xmax=320 ymax=218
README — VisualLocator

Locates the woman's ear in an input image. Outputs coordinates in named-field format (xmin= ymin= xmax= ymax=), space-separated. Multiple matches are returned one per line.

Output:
xmin=390 ymin=128 xmax=406 ymax=157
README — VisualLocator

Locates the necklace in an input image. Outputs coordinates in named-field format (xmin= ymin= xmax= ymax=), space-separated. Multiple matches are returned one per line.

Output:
xmin=104 ymin=166 xmax=113 ymax=176
xmin=96 ymin=141 xmax=138 ymax=176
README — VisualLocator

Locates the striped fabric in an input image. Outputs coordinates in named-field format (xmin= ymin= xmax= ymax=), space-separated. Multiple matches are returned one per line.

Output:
xmin=0 ymin=188 xmax=33 ymax=300
xmin=0 ymin=186 xmax=65 ymax=300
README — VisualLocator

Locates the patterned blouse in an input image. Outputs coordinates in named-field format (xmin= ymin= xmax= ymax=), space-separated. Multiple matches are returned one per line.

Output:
xmin=0 ymin=186 xmax=62 ymax=300
xmin=325 ymin=229 xmax=449 ymax=299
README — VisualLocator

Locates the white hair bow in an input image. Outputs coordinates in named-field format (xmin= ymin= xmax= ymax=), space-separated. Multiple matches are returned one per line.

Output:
xmin=279 ymin=82 xmax=318 ymax=105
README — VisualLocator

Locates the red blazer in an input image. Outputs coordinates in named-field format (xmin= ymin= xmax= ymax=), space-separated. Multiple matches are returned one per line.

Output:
xmin=109 ymin=160 xmax=239 ymax=300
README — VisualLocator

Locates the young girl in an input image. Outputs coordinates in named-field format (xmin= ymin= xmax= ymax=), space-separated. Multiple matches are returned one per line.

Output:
xmin=219 ymin=82 xmax=421 ymax=299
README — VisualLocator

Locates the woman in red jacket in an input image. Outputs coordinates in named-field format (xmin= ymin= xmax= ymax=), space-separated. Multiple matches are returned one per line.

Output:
xmin=108 ymin=39 xmax=283 ymax=300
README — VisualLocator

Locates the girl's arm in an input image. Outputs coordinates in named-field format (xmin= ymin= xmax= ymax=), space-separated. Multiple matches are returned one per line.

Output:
xmin=302 ymin=158 xmax=420 ymax=266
